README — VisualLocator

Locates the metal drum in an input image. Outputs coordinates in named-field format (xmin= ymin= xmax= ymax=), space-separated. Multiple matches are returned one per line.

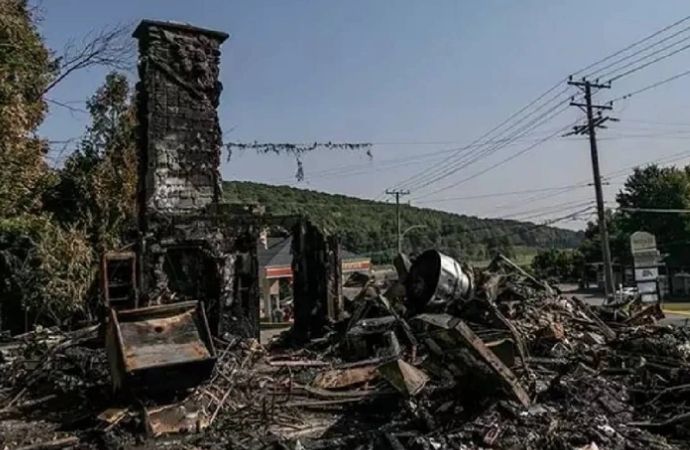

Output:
xmin=405 ymin=250 xmax=473 ymax=313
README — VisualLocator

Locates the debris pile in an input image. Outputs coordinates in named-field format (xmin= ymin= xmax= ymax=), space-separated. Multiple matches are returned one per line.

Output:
xmin=2 ymin=251 xmax=690 ymax=449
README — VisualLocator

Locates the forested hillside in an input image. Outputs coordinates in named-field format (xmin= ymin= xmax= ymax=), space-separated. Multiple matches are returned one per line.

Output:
xmin=223 ymin=181 xmax=583 ymax=263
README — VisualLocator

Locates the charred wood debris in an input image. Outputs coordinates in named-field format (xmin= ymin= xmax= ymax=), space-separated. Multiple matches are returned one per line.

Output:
xmin=2 ymin=18 xmax=689 ymax=450
xmin=1 ymin=249 xmax=689 ymax=450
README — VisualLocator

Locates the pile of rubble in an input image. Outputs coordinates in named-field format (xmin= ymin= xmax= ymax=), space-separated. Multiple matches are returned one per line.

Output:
xmin=2 ymin=251 xmax=690 ymax=449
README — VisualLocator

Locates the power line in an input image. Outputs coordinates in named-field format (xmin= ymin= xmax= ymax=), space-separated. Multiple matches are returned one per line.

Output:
xmin=428 ymin=18 xmax=690 ymax=191
xmin=451 ymin=203 xmax=594 ymax=236
xmin=610 ymin=68 xmax=690 ymax=102
xmin=266 ymin=128 xmax=569 ymax=184
xmin=381 ymin=15 xmax=690 ymax=198
xmin=606 ymin=41 xmax=690 ymax=82
xmin=441 ymin=150 xmax=690 ymax=213
xmin=412 ymin=117 xmax=575 ymax=199
xmin=619 ymin=207 xmax=690 ymax=214
xmin=481 ymin=205 xmax=597 ymax=243
xmin=484 ymin=186 xmax=593 ymax=216
xmin=622 ymin=119 xmax=690 ymax=127
xmin=413 ymin=184 xmax=588 ymax=204
xmin=410 ymin=149 xmax=690 ymax=220
xmin=385 ymin=84 xmax=572 ymax=194
xmin=325 ymin=202 xmax=594 ymax=257
xmin=584 ymin=23 xmax=690 ymax=80
xmin=497 ymin=199 xmax=595 ymax=221
xmin=602 ymin=149 xmax=690 ymax=180
xmin=404 ymin=102 xmax=572 ymax=193
xmin=579 ymin=15 xmax=690 ymax=78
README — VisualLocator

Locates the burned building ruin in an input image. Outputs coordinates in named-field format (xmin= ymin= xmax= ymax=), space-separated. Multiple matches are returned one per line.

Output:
xmin=290 ymin=218 xmax=343 ymax=342
xmin=132 ymin=20 xmax=260 ymax=338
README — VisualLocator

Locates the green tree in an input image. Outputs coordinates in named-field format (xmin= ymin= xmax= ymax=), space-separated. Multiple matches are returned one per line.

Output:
xmin=0 ymin=6 xmax=135 ymax=332
xmin=0 ymin=215 xmax=94 ymax=332
xmin=532 ymin=248 xmax=583 ymax=281
xmin=578 ymin=209 xmax=630 ymax=265
xmin=615 ymin=164 xmax=690 ymax=265
xmin=486 ymin=234 xmax=515 ymax=258
xmin=0 ymin=0 xmax=55 ymax=216
xmin=46 ymin=72 xmax=137 ymax=250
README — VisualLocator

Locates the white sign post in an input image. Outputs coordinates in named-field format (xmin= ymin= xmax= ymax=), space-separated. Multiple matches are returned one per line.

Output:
xmin=630 ymin=231 xmax=660 ymax=303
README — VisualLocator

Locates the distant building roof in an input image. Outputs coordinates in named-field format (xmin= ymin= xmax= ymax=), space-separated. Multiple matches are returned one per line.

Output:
xmin=258 ymin=236 xmax=369 ymax=269
xmin=258 ymin=237 xmax=293 ymax=268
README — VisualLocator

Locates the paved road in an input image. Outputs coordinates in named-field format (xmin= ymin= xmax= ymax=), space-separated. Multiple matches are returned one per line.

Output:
xmin=260 ymin=325 xmax=290 ymax=344
xmin=259 ymin=288 xmax=690 ymax=340
xmin=559 ymin=284 xmax=690 ymax=327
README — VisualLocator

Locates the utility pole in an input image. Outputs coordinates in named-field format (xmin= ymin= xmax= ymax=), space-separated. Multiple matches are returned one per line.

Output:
xmin=567 ymin=77 xmax=617 ymax=299
xmin=386 ymin=189 xmax=410 ymax=254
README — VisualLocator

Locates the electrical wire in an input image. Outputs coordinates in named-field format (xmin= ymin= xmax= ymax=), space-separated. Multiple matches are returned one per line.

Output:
xmin=502 ymin=200 xmax=595 ymax=221
xmin=380 ymin=15 xmax=690 ymax=197
xmin=402 ymin=101 xmax=573 ymax=193
xmin=413 ymin=184 xmax=588 ymax=204
xmin=412 ymin=117 xmax=575 ymax=199
xmin=606 ymin=41 xmax=690 ymax=82
xmin=584 ymin=23 xmax=690 ymax=80
xmin=622 ymin=119 xmax=690 ymax=127
xmin=578 ymin=15 xmax=690 ymax=78
xmin=266 ymin=128 xmax=570 ymax=184
xmin=384 ymin=83 xmax=571 ymax=194
xmin=610 ymin=68 xmax=690 ymax=102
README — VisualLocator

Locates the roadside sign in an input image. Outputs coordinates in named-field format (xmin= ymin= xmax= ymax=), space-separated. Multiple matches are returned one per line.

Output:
xmin=632 ymin=250 xmax=660 ymax=267
xmin=635 ymin=267 xmax=659 ymax=281
xmin=630 ymin=231 xmax=657 ymax=254
xmin=630 ymin=231 xmax=660 ymax=304
xmin=641 ymin=293 xmax=659 ymax=303
xmin=637 ymin=281 xmax=658 ymax=294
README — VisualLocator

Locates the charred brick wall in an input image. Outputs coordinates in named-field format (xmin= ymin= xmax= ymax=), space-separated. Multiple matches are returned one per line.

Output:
xmin=133 ymin=20 xmax=227 ymax=218
xmin=133 ymin=20 xmax=259 ymax=339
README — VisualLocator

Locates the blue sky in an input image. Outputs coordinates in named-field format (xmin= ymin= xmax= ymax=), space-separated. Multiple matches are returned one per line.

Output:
xmin=37 ymin=1 xmax=690 ymax=229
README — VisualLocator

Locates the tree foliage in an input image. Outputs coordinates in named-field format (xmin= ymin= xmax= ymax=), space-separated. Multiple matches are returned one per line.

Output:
xmin=580 ymin=164 xmax=690 ymax=268
xmin=579 ymin=209 xmax=630 ymax=265
xmin=531 ymin=248 xmax=583 ymax=281
xmin=224 ymin=181 xmax=583 ymax=264
xmin=46 ymin=72 xmax=138 ymax=250
xmin=0 ymin=2 xmax=137 ymax=332
xmin=0 ymin=0 xmax=55 ymax=216
xmin=0 ymin=214 xmax=94 ymax=331
xmin=616 ymin=165 xmax=690 ymax=265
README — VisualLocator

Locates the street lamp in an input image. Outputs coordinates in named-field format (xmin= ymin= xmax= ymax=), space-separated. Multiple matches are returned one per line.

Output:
xmin=399 ymin=224 xmax=428 ymax=253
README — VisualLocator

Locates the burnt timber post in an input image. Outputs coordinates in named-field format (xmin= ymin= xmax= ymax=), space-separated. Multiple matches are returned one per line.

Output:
xmin=291 ymin=218 xmax=343 ymax=343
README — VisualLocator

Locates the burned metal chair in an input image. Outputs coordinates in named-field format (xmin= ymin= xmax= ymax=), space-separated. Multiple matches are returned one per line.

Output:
xmin=101 ymin=251 xmax=217 ymax=393
xmin=105 ymin=301 xmax=216 ymax=393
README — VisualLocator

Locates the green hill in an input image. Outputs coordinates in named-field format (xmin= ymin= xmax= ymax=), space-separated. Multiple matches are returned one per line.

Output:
xmin=223 ymin=181 xmax=583 ymax=264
